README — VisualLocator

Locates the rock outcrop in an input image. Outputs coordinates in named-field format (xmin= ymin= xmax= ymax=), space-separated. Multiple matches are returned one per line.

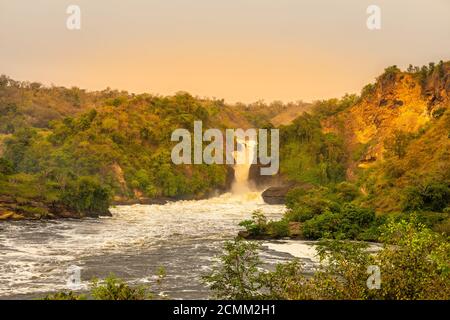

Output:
xmin=0 ymin=195 xmax=111 ymax=221
xmin=261 ymin=186 xmax=291 ymax=204
xmin=261 ymin=182 xmax=313 ymax=205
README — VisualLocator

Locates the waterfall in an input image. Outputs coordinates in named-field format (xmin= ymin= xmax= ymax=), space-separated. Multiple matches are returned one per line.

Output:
xmin=231 ymin=138 xmax=256 ymax=194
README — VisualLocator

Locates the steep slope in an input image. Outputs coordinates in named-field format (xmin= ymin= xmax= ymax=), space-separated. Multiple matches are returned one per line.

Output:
xmin=322 ymin=62 xmax=449 ymax=178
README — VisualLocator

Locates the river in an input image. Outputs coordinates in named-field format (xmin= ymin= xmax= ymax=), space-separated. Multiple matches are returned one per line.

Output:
xmin=0 ymin=139 xmax=320 ymax=299
xmin=0 ymin=192 xmax=319 ymax=299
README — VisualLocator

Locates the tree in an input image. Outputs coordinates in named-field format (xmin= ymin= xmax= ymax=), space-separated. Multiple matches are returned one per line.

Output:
xmin=62 ymin=176 xmax=111 ymax=215
xmin=384 ymin=130 xmax=413 ymax=158
xmin=0 ymin=158 xmax=14 ymax=175
xmin=377 ymin=218 xmax=450 ymax=299
xmin=202 ymin=238 xmax=263 ymax=299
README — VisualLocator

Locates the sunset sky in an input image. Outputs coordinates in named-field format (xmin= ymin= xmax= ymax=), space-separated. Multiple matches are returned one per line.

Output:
xmin=1 ymin=0 xmax=449 ymax=103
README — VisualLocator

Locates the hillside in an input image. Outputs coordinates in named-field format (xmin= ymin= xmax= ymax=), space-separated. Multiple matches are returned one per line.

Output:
xmin=0 ymin=79 xmax=300 ymax=220
xmin=0 ymin=91 xmax=254 ymax=219
xmin=319 ymin=62 xmax=449 ymax=212
xmin=0 ymin=76 xmax=108 ymax=133
xmin=247 ymin=61 xmax=450 ymax=240
xmin=322 ymin=62 xmax=449 ymax=176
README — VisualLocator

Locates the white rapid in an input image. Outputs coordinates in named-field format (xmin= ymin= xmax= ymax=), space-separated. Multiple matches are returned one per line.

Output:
xmin=0 ymin=193 xmax=302 ymax=299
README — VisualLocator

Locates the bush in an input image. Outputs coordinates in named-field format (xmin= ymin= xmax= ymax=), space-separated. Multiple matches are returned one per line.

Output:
xmin=302 ymin=204 xmax=376 ymax=240
xmin=302 ymin=211 xmax=338 ymax=239
xmin=360 ymin=83 xmax=376 ymax=99
xmin=335 ymin=182 xmax=361 ymax=202
xmin=0 ymin=158 xmax=14 ymax=175
xmin=91 ymin=274 xmax=150 ymax=300
xmin=376 ymin=218 xmax=450 ymax=299
xmin=384 ymin=130 xmax=414 ymax=159
xmin=62 ymin=176 xmax=111 ymax=215
xmin=42 ymin=291 xmax=86 ymax=300
xmin=267 ymin=219 xmax=290 ymax=238
xmin=202 ymin=239 xmax=263 ymax=300
xmin=240 ymin=211 xmax=290 ymax=238
xmin=239 ymin=210 xmax=268 ymax=236
xmin=284 ymin=206 xmax=316 ymax=223
xmin=382 ymin=65 xmax=401 ymax=80
xmin=402 ymin=181 xmax=450 ymax=212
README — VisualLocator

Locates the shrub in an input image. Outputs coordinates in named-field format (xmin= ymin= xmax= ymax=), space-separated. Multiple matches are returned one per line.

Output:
xmin=382 ymin=65 xmax=401 ymax=80
xmin=384 ymin=130 xmax=414 ymax=159
xmin=402 ymin=181 xmax=450 ymax=212
xmin=376 ymin=218 xmax=450 ymax=299
xmin=267 ymin=219 xmax=290 ymax=238
xmin=0 ymin=158 xmax=14 ymax=175
xmin=91 ymin=274 xmax=150 ymax=300
xmin=62 ymin=176 xmax=111 ymax=215
xmin=239 ymin=210 xmax=268 ymax=236
xmin=302 ymin=210 xmax=338 ymax=239
xmin=42 ymin=291 xmax=86 ymax=300
xmin=302 ymin=204 xmax=376 ymax=240
xmin=335 ymin=182 xmax=361 ymax=202
xmin=202 ymin=239 xmax=263 ymax=300
xmin=360 ymin=83 xmax=376 ymax=99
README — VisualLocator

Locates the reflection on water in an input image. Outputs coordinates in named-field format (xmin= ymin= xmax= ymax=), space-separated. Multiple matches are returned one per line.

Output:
xmin=0 ymin=193 xmax=317 ymax=299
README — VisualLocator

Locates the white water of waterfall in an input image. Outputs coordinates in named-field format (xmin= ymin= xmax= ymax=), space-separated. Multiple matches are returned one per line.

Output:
xmin=231 ymin=138 xmax=257 ymax=194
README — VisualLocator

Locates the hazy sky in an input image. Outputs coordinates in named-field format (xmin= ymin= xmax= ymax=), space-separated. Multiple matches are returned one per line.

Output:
xmin=0 ymin=0 xmax=449 ymax=103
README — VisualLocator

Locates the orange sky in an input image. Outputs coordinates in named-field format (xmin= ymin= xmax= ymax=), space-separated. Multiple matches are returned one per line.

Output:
xmin=0 ymin=0 xmax=449 ymax=103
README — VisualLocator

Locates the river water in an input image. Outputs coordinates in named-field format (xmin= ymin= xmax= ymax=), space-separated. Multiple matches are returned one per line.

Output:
xmin=0 ymin=192 xmax=319 ymax=299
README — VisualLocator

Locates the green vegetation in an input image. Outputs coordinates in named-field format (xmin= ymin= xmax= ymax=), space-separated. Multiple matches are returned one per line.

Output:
xmin=0 ymin=75 xmax=103 ymax=133
xmin=42 ymin=291 xmax=87 ymax=300
xmin=248 ymin=61 xmax=450 ymax=240
xmin=0 ymin=81 xmax=251 ymax=218
xmin=384 ymin=130 xmax=414 ymax=159
xmin=90 ymin=274 xmax=150 ymax=300
xmin=239 ymin=210 xmax=290 ymax=238
xmin=241 ymin=186 xmax=384 ymax=241
xmin=206 ymin=218 xmax=450 ymax=300
xmin=0 ymin=75 xmax=315 ymax=219
xmin=42 ymin=272 xmax=167 ymax=300
xmin=279 ymin=112 xmax=347 ymax=185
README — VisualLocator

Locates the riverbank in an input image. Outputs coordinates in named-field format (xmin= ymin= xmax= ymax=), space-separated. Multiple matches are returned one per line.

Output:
xmin=0 ymin=195 xmax=112 ymax=221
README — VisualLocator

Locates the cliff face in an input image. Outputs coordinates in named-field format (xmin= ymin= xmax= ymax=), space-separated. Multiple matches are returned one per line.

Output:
xmin=322 ymin=63 xmax=449 ymax=178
